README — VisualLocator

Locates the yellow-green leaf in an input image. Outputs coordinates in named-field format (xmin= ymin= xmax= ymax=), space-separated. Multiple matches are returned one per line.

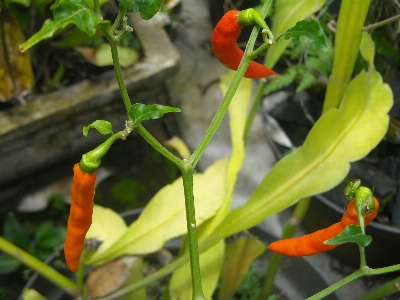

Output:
xmin=86 ymin=205 xmax=127 ymax=257
xmin=169 ymin=241 xmax=225 ymax=300
xmin=360 ymin=31 xmax=375 ymax=69
xmin=216 ymin=69 xmax=392 ymax=239
xmin=218 ymin=237 xmax=266 ymax=300
xmin=164 ymin=136 xmax=191 ymax=159
xmin=75 ymin=44 xmax=139 ymax=67
xmin=89 ymin=158 xmax=228 ymax=263
xmin=22 ymin=288 xmax=46 ymax=300
xmin=265 ymin=0 xmax=327 ymax=68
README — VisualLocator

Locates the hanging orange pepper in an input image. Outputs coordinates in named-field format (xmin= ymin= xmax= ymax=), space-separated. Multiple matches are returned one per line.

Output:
xmin=211 ymin=9 xmax=275 ymax=78
xmin=267 ymin=197 xmax=379 ymax=256
xmin=64 ymin=135 xmax=118 ymax=272
xmin=64 ymin=163 xmax=96 ymax=272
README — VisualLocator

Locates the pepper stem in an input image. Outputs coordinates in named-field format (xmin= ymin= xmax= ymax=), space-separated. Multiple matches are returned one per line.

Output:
xmin=79 ymin=133 xmax=121 ymax=174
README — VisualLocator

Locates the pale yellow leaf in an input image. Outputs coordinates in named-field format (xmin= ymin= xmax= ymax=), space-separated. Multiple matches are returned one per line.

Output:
xmin=169 ymin=241 xmax=225 ymax=300
xmin=22 ymin=289 xmax=47 ymax=300
xmin=89 ymin=158 xmax=228 ymax=263
xmin=164 ymin=136 xmax=191 ymax=158
xmin=216 ymin=69 xmax=393 ymax=238
xmin=86 ymin=205 xmax=127 ymax=257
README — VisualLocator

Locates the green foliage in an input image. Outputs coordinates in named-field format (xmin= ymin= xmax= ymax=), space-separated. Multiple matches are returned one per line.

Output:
xmin=324 ymin=225 xmax=372 ymax=247
xmin=20 ymin=0 xmax=110 ymax=52
xmin=128 ymin=103 xmax=181 ymax=128
xmin=280 ymin=20 xmax=329 ymax=51
xmin=265 ymin=0 xmax=327 ymax=68
xmin=1 ymin=212 xmax=66 ymax=275
xmin=120 ymin=0 xmax=162 ymax=19
xmin=83 ymin=120 xmax=113 ymax=136
xmin=111 ymin=178 xmax=146 ymax=204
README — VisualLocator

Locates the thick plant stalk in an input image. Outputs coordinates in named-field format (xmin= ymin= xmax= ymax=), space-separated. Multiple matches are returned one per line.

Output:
xmin=322 ymin=0 xmax=372 ymax=113
xmin=0 ymin=237 xmax=78 ymax=295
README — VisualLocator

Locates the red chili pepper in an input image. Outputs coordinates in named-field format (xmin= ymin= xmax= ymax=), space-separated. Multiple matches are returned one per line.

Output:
xmin=64 ymin=163 xmax=96 ymax=272
xmin=211 ymin=10 xmax=275 ymax=78
xmin=267 ymin=198 xmax=379 ymax=256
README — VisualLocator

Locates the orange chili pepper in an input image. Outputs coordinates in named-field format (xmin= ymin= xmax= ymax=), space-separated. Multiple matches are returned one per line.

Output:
xmin=64 ymin=163 xmax=96 ymax=272
xmin=267 ymin=198 xmax=379 ymax=256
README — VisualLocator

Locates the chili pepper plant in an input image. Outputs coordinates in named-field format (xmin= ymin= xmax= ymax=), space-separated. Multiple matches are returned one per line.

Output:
xmin=0 ymin=0 xmax=399 ymax=299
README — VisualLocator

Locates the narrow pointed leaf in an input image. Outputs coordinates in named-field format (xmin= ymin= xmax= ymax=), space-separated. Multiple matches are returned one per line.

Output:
xmin=89 ymin=158 xmax=228 ymax=263
xmin=215 ymin=69 xmax=392 ymax=239
xmin=169 ymin=241 xmax=225 ymax=300
xmin=324 ymin=224 xmax=372 ymax=247
xmin=218 ymin=237 xmax=266 ymax=300
xmin=129 ymin=103 xmax=181 ymax=127
xmin=21 ymin=0 xmax=110 ymax=52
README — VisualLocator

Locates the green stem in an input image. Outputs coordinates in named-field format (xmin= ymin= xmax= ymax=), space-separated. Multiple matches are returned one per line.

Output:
xmin=362 ymin=14 xmax=400 ymax=31
xmin=0 ymin=237 xmax=78 ymax=296
xmin=110 ymin=8 xmax=127 ymax=35
xmin=358 ymin=275 xmax=400 ymax=300
xmin=136 ymin=124 xmax=184 ymax=169
xmin=322 ymin=0 xmax=371 ymax=113
xmin=93 ymin=0 xmax=101 ymax=18
xmin=102 ymin=29 xmax=132 ymax=114
xmin=190 ymin=13 xmax=263 ymax=168
xmin=243 ymin=80 xmax=266 ymax=142
xmin=181 ymin=163 xmax=206 ymax=300
xmin=307 ymin=264 xmax=400 ymax=300
xmin=243 ymin=0 xmax=274 ymax=142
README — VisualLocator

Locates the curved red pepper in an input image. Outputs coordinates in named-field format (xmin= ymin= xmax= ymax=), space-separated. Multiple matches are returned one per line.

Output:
xmin=267 ymin=198 xmax=379 ymax=256
xmin=211 ymin=10 xmax=274 ymax=79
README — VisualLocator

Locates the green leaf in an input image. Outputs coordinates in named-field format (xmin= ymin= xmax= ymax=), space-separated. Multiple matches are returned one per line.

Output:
xmin=35 ymin=221 xmax=66 ymax=249
xmin=0 ymin=253 xmax=21 ymax=274
xmin=215 ymin=68 xmax=393 ymax=239
xmin=6 ymin=0 xmax=30 ymax=6
xmin=128 ymin=103 xmax=181 ymax=127
xmin=265 ymin=0 xmax=327 ymax=68
xmin=295 ymin=66 xmax=317 ymax=93
xmin=282 ymin=20 xmax=329 ymax=51
xmin=360 ymin=32 xmax=375 ymax=69
xmin=21 ymin=288 xmax=47 ymax=300
xmin=3 ymin=213 xmax=30 ymax=250
xmin=263 ymin=67 xmax=298 ymax=95
xmin=324 ymin=225 xmax=372 ymax=247
xmin=82 ymin=120 xmax=113 ymax=136
xmin=20 ymin=0 xmax=110 ymax=52
xmin=218 ymin=237 xmax=266 ymax=300
xmin=89 ymin=158 xmax=229 ymax=264
xmin=120 ymin=0 xmax=162 ymax=20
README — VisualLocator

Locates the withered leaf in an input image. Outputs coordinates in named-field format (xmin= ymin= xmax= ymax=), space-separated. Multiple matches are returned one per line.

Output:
xmin=0 ymin=7 xmax=34 ymax=103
